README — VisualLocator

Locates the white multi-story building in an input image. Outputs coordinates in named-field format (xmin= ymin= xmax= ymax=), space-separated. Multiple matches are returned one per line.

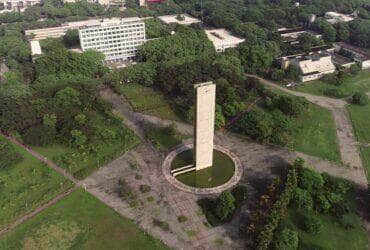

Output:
xmin=78 ymin=17 xmax=146 ymax=62
xmin=204 ymin=29 xmax=244 ymax=52
xmin=0 ymin=0 xmax=41 ymax=13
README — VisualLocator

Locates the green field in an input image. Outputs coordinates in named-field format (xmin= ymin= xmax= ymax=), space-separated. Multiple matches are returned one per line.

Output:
xmin=0 ymin=189 xmax=168 ymax=249
xmin=144 ymin=125 xmax=189 ymax=151
xmin=347 ymin=103 xmax=370 ymax=180
xmin=0 ymin=135 xmax=73 ymax=228
xmin=117 ymin=83 xmax=183 ymax=121
xmin=171 ymin=149 xmax=235 ymax=188
xmin=33 ymin=118 xmax=140 ymax=179
xmin=283 ymin=209 xmax=368 ymax=250
xmin=290 ymin=103 xmax=341 ymax=163
xmin=295 ymin=70 xmax=370 ymax=98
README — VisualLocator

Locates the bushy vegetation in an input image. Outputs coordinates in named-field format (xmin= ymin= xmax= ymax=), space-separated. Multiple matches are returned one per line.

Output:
xmin=0 ymin=139 xmax=23 ymax=170
xmin=253 ymin=158 xmax=367 ymax=250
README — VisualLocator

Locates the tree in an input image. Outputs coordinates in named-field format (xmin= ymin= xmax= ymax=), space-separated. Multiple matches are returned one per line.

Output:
xmin=351 ymin=92 xmax=369 ymax=106
xmin=215 ymin=104 xmax=226 ymax=129
xmin=349 ymin=19 xmax=370 ymax=48
xmin=336 ymin=22 xmax=350 ymax=42
xmin=215 ymin=191 xmax=236 ymax=221
xmin=273 ymin=228 xmax=299 ymax=250
xmin=312 ymin=19 xmax=336 ymax=42
xmin=63 ymin=29 xmax=80 ymax=47
xmin=0 ymin=139 xmax=23 ymax=170
xmin=70 ymin=129 xmax=87 ymax=147
xmin=298 ymin=168 xmax=324 ymax=193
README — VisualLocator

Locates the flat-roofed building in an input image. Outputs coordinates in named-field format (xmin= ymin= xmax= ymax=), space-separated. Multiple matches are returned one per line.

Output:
xmin=290 ymin=52 xmax=336 ymax=82
xmin=62 ymin=0 xmax=124 ymax=7
xmin=204 ymin=29 xmax=244 ymax=52
xmin=78 ymin=17 xmax=146 ymax=62
xmin=325 ymin=12 xmax=356 ymax=24
xmin=0 ymin=0 xmax=41 ymax=13
xmin=158 ymin=14 xmax=201 ymax=26
xmin=278 ymin=27 xmax=322 ymax=44
xmin=334 ymin=42 xmax=370 ymax=69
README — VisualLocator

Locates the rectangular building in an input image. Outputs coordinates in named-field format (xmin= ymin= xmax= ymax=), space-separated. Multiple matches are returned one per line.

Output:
xmin=78 ymin=17 xmax=146 ymax=62
xmin=0 ymin=0 xmax=41 ymax=13
xmin=205 ymin=29 xmax=244 ymax=52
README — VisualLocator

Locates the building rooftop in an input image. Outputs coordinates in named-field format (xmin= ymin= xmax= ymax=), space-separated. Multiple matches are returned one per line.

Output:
xmin=30 ymin=40 xmax=42 ymax=56
xmin=294 ymin=52 xmax=336 ymax=75
xmin=325 ymin=11 xmax=355 ymax=24
xmin=204 ymin=29 xmax=245 ymax=49
xmin=336 ymin=42 xmax=370 ymax=60
xmin=158 ymin=14 xmax=201 ymax=25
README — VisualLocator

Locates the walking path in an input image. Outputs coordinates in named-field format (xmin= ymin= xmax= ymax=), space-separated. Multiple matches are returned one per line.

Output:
xmin=0 ymin=187 xmax=77 ymax=237
xmin=102 ymin=89 xmax=368 ymax=187
xmin=247 ymin=74 xmax=366 ymax=177
xmin=2 ymin=134 xmax=79 ymax=184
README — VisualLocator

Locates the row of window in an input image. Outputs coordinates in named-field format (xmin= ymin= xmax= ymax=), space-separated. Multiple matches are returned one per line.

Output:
xmin=81 ymin=25 xmax=144 ymax=34
xmin=82 ymin=39 xmax=145 ymax=46
xmin=80 ymin=33 xmax=145 ymax=42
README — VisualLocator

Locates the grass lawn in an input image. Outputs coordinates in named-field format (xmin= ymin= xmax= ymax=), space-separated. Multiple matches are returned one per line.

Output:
xmin=359 ymin=147 xmax=370 ymax=181
xmin=347 ymin=103 xmax=370 ymax=180
xmin=0 ymin=189 xmax=168 ymax=249
xmin=33 ymin=116 xmax=140 ymax=179
xmin=290 ymin=103 xmax=341 ymax=163
xmin=0 ymin=135 xmax=73 ymax=228
xmin=117 ymin=83 xmax=183 ymax=121
xmin=144 ymin=125 xmax=189 ymax=151
xmin=295 ymin=70 xmax=370 ymax=98
xmin=171 ymin=149 xmax=235 ymax=188
xmin=283 ymin=209 xmax=368 ymax=250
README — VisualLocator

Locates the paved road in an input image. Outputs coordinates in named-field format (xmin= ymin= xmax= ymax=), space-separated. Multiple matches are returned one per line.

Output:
xmin=247 ymin=74 xmax=366 ymax=174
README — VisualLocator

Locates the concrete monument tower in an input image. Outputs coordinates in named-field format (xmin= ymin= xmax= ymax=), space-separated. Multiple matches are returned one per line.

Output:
xmin=194 ymin=82 xmax=216 ymax=171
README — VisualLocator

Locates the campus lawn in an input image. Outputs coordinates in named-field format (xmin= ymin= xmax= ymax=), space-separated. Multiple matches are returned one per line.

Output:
xmin=0 ymin=189 xmax=168 ymax=250
xmin=291 ymin=103 xmax=341 ymax=163
xmin=347 ymin=103 xmax=370 ymax=180
xmin=144 ymin=125 xmax=189 ymax=151
xmin=117 ymin=83 xmax=183 ymax=121
xmin=295 ymin=70 xmax=370 ymax=98
xmin=282 ymin=209 xmax=368 ymax=250
xmin=33 ymin=116 xmax=140 ymax=179
xmin=0 ymin=135 xmax=73 ymax=228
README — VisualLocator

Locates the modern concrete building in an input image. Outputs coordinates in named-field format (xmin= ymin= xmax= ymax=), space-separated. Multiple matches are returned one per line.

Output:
xmin=325 ymin=11 xmax=356 ymax=24
xmin=158 ymin=14 xmax=201 ymax=26
xmin=205 ymin=29 xmax=244 ymax=52
xmin=0 ymin=0 xmax=41 ymax=13
xmin=78 ymin=17 xmax=146 ymax=62
xmin=277 ymin=27 xmax=322 ymax=44
xmin=194 ymin=82 xmax=216 ymax=171
xmin=290 ymin=52 xmax=336 ymax=82
xmin=334 ymin=42 xmax=370 ymax=69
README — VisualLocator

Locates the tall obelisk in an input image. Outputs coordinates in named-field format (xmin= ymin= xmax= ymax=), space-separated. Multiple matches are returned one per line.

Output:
xmin=194 ymin=82 xmax=216 ymax=171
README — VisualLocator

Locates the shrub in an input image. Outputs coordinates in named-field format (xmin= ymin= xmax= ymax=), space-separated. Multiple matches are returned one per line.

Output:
xmin=351 ymin=92 xmax=369 ymax=106
xmin=315 ymin=193 xmax=331 ymax=213
xmin=215 ymin=191 xmax=236 ymax=221
xmin=135 ymin=174 xmax=143 ymax=180
xmin=153 ymin=219 xmax=170 ymax=231
xmin=322 ymin=173 xmax=352 ymax=195
xmin=231 ymin=185 xmax=248 ymax=207
xmin=22 ymin=125 xmax=55 ymax=146
xmin=139 ymin=184 xmax=151 ymax=193
xmin=350 ymin=64 xmax=361 ymax=75
xmin=177 ymin=215 xmax=188 ymax=223
xmin=292 ymin=188 xmax=313 ymax=211
xmin=273 ymin=228 xmax=299 ymax=250
xmin=118 ymin=177 xmax=136 ymax=200
xmin=323 ymin=88 xmax=344 ymax=98
xmin=164 ymin=123 xmax=177 ymax=136
xmin=340 ymin=213 xmax=362 ymax=229
xmin=271 ymin=69 xmax=285 ymax=81
xmin=302 ymin=212 xmax=323 ymax=234
xmin=0 ymin=139 xmax=23 ymax=170
xmin=298 ymin=168 xmax=324 ymax=193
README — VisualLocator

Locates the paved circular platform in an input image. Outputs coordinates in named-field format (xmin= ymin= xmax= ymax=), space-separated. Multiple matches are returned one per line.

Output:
xmin=162 ymin=142 xmax=243 ymax=195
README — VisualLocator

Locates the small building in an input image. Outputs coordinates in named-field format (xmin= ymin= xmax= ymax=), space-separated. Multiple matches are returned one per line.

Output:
xmin=78 ymin=17 xmax=146 ymax=62
xmin=334 ymin=42 xmax=370 ymax=69
xmin=0 ymin=0 xmax=41 ymax=14
xmin=277 ymin=27 xmax=322 ymax=44
xmin=30 ymin=40 xmax=42 ymax=61
xmin=158 ymin=14 xmax=201 ymax=26
xmin=204 ymin=29 xmax=245 ymax=52
xmin=331 ymin=53 xmax=356 ymax=68
xmin=62 ymin=0 xmax=125 ymax=7
xmin=324 ymin=12 xmax=356 ymax=24
xmin=290 ymin=52 xmax=336 ymax=82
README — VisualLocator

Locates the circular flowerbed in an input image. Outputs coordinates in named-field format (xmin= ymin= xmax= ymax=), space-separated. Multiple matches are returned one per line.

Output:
xmin=171 ymin=149 xmax=235 ymax=188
